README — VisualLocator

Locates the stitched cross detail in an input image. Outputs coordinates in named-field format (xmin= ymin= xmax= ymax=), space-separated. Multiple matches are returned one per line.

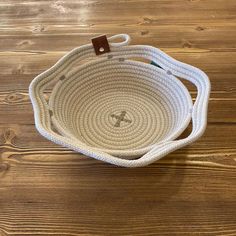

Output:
xmin=111 ymin=111 xmax=132 ymax=127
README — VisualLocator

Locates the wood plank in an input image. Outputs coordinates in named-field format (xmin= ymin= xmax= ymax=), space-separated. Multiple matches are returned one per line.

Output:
xmin=1 ymin=24 xmax=236 ymax=51
xmin=0 ymin=0 xmax=235 ymax=24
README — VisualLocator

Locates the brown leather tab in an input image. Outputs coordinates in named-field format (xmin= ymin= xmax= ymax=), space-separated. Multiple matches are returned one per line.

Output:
xmin=91 ymin=35 xmax=110 ymax=55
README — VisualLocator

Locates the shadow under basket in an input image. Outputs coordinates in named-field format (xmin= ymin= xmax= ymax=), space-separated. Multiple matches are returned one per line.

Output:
xmin=29 ymin=34 xmax=210 ymax=168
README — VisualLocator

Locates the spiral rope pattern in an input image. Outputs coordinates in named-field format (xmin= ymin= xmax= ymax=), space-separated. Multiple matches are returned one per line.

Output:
xmin=29 ymin=34 xmax=210 ymax=167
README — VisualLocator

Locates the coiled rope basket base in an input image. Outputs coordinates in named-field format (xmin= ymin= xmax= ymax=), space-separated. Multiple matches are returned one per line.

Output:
xmin=29 ymin=34 xmax=210 ymax=167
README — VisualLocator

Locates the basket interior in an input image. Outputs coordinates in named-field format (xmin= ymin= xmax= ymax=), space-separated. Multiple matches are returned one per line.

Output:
xmin=48 ymin=59 xmax=192 ymax=155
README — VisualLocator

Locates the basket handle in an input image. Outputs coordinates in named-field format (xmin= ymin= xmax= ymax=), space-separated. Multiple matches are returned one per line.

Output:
xmin=29 ymin=34 xmax=210 ymax=167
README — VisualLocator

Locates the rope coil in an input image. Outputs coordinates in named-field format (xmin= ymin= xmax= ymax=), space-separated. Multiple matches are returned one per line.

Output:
xmin=29 ymin=34 xmax=210 ymax=167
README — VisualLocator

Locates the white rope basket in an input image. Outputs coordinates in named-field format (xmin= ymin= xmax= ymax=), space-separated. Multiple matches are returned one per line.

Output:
xmin=29 ymin=34 xmax=210 ymax=167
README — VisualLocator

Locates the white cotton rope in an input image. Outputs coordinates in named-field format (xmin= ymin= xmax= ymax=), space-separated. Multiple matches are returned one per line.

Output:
xmin=29 ymin=34 xmax=211 ymax=167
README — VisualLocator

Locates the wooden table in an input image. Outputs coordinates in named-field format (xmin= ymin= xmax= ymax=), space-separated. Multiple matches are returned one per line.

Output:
xmin=1 ymin=1 xmax=236 ymax=235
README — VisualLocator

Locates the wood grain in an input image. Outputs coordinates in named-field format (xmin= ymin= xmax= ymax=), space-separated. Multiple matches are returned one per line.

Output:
xmin=0 ymin=0 xmax=236 ymax=235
